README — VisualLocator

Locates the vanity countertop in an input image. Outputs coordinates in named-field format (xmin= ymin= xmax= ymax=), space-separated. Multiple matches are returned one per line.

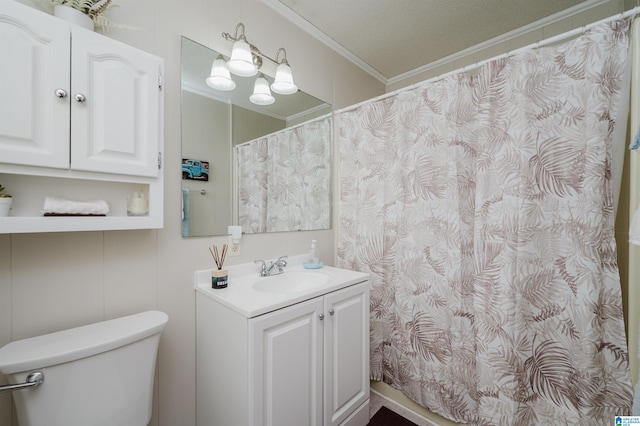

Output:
xmin=194 ymin=254 xmax=369 ymax=318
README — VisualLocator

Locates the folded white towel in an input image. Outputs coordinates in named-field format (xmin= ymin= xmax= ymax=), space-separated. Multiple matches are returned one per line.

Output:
xmin=43 ymin=197 xmax=109 ymax=216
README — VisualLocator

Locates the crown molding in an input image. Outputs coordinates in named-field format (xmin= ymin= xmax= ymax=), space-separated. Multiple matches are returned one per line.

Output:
xmin=261 ymin=0 xmax=388 ymax=84
xmin=387 ymin=0 xmax=612 ymax=86
xmin=263 ymin=0 xmax=615 ymax=89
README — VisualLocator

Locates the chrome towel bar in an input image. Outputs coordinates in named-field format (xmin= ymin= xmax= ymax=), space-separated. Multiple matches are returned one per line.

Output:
xmin=0 ymin=371 xmax=44 ymax=394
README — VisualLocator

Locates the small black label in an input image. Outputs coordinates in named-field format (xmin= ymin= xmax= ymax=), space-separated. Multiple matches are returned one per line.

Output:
xmin=212 ymin=275 xmax=228 ymax=289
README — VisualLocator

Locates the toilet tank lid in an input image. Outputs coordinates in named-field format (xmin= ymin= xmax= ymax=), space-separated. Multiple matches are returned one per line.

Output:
xmin=0 ymin=310 xmax=168 ymax=374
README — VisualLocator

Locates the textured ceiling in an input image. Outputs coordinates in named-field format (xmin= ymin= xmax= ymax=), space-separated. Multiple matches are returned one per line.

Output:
xmin=272 ymin=0 xmax=588 ymax=80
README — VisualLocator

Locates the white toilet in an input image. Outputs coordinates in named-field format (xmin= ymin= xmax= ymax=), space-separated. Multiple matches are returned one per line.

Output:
xmin=0 ymin=310 xmax=168 ymax=426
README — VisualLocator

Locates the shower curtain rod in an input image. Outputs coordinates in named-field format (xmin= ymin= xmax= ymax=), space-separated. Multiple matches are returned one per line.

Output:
xmin=235 ymin=112 xmax=332 ymax=148
xmin=336 ymin=6 xmax=640 ymax=115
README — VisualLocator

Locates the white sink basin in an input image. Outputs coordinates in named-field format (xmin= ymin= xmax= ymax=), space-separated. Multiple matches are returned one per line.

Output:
xmin=252 ymin=271 xmax=329 ymax=294
xmin=196 ymin=255 xmax=370 ymax=318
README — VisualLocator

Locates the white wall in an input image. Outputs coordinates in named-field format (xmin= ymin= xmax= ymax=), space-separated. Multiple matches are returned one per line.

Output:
xmin=0 ymin=1 xmax=384 ymax=425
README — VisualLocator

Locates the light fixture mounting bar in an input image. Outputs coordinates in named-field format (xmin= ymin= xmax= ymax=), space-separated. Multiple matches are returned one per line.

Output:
xmin=221 ymin=23 xmax=289 ymax=67
xmin=213 ymin=22 xmax=297 ymax=100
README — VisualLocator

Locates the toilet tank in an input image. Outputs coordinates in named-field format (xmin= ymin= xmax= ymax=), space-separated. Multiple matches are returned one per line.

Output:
xmin=0 ymin=310 xmax=168 ymax=426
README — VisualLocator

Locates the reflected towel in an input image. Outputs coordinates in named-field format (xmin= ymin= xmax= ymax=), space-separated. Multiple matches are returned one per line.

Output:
xmin=43 ymin=197 xmax=109 ymax=216
xmin=630 ymin=126 xmax=640 ymax=150
xmin=182 ymin=188 xmax=190 ymax=236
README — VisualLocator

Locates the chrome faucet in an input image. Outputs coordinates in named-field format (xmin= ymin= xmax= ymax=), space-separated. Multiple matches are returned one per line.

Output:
xmin=255 ymin=255 xmax=288 ymax=277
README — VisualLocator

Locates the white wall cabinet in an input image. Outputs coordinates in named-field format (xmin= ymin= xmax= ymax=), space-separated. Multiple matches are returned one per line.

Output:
xmin=0 ymin=0 xmax=164 ymax=233
xmin=196 ymin=281 xmax=370 ymax=426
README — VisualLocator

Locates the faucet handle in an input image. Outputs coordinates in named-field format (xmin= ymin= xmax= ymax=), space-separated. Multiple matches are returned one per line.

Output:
xmin=276 ymin=255 xmax=288 ymax=267
xmin=255 ymin=260 xmax=268 ymax=277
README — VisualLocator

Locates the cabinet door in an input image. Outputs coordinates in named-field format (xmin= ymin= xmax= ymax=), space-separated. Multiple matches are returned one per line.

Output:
xmin=324 ymin=282 xmax=370 ymax=426
xmin=0 ymin=2 xmax=70 ymax=169
xmin=70 ymin=28 xmax=162 ymax=177
xmin=250 ymin=297 xmax=324 ymax=426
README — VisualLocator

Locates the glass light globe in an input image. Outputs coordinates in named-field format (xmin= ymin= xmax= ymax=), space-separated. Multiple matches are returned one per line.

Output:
xmin=206 ymin=56 xmax=236 ymax=91
xmin=227 ymin=39 xmax=258 ymax=77
xmin=250 ymin=75 xmax=275 ymax=105
xmin=271 ymin=62 xmax=298 ymax=95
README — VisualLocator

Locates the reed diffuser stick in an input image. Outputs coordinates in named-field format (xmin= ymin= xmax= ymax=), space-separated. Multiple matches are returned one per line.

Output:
xmin=220 ymin=244 xmax=228 ymax=268
xmin=214 ymin=245 xmax=220 ymax=269
xmin=208 ymin=247 xmax=217 ymax=267
xmin=209 ymin=245 xmax=225 ymax=270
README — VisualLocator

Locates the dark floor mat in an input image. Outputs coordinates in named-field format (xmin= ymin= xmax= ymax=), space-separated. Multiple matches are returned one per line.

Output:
xmin=368 ymin=405 xmax=419 ymax=426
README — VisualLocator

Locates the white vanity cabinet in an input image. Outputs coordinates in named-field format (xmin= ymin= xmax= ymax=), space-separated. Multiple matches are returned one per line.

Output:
xmin=195 ymin=265 xmax=370 ymax=426
xmin=0 ymin=1 xmax=164 ymax=233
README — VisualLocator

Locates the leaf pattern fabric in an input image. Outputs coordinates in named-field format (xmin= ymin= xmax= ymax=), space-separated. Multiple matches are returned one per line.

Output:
xmin=237 ymin=116 xmax=331 ymax=233
xmin=337 ymin=19 xmax=632 ymax=425
xmin=237 ymin=138 xmax=268 ymax=233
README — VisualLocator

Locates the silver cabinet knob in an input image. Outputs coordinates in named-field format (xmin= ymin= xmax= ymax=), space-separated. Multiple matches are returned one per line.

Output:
xmin=328 ymin=308 xmax=335 ymax=316
xmin=319 ymin=313 xmax=324 ymax=320
xmin=55 ymin=89 xmax=67 ymax=98
xmin=74 ymin=93 xmax=86 ymax=103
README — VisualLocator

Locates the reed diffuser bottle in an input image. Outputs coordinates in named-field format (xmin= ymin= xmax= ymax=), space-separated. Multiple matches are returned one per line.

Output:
xmin=209 ymin=244 xmax=228 ymax=289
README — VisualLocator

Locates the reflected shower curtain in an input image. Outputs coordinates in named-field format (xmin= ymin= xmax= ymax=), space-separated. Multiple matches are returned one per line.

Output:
xmin=337 ymin=19 xmax=633 ymax=424
xmin=237 ymin=116 xmax=331 ymax=233
xmin=237 ymin=138 xmax=269 ymax=233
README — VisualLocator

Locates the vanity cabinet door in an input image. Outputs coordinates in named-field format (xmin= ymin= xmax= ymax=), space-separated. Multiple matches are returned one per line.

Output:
xmin=70 ymin=29 xmax=162 ymax=177
xmin=250 ymin=297 xmax=324 ymax=426
xmin=324 ymin=282 xmax=370 ymax=426
xmin=249 ymin=282 xmax=370 ymax=426
xmin=0 ymin=2 xmax=70 ymax=169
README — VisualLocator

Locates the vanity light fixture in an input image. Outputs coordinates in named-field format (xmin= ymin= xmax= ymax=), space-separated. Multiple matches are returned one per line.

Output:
xmin=207 ymin=23 xmax=298 ymax=105
xmin=206 ymin=55 xmax=236 ymax=91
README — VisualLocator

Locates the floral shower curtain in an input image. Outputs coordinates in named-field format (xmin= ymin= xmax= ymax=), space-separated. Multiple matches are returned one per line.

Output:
xmin=337 ymin=19 xmax=633 ymax=424
xmin=237 ymin=116 xmax=331 ymax=233
xmin=237 ymin=137 xmax=269 ymax=233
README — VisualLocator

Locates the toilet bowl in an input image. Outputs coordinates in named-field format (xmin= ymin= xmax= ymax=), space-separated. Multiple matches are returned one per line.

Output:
xmin=0 ymin=310 xmax=168 ymax=426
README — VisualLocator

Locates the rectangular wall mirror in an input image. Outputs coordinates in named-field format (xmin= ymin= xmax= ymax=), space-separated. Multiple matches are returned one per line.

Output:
xmin=180 ymin=37 xmax=333 ymax=237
